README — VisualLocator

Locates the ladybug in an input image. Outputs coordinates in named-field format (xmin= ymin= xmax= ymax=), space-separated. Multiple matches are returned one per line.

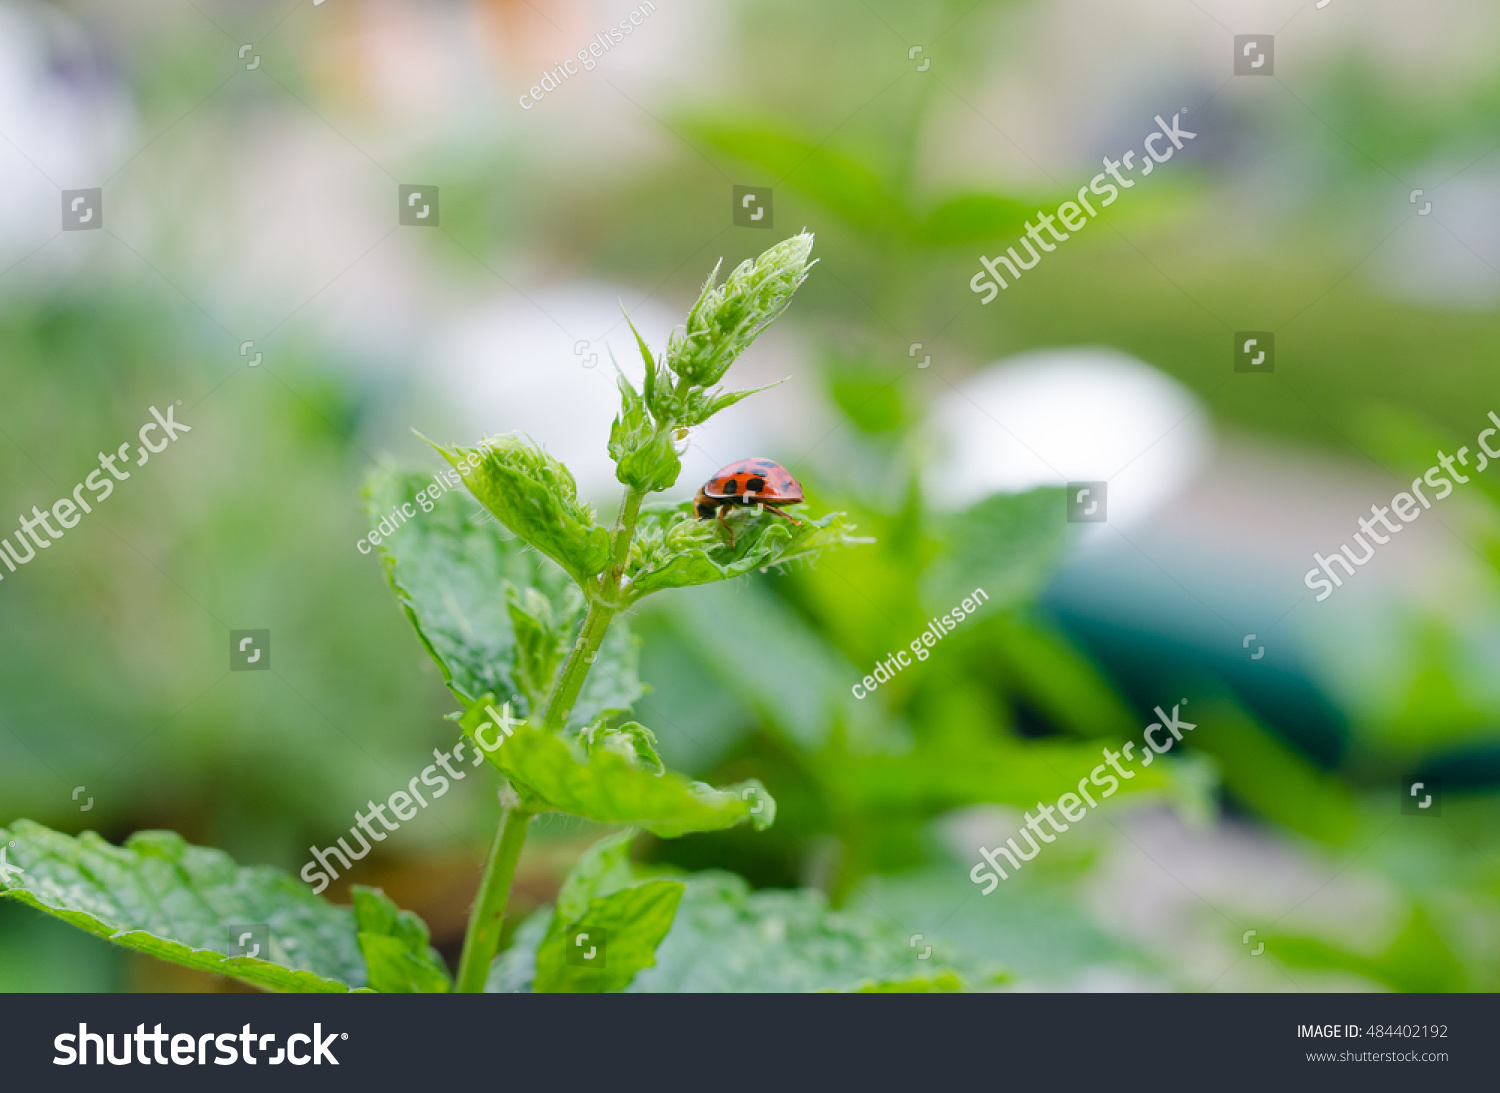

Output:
xmin=693 ymin=458 xmax=805 ymax=543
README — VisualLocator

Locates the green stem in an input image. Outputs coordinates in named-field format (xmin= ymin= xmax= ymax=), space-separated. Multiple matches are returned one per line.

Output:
xmin=455 ymin=804 xmax=534 ymax=993
xmin=542 ymin=600 xmax=615 ymax=733
xmin=457 ymin=486 xmax=647 ymax=987
xmin=540 ymin=486 xmax=644 ymax=733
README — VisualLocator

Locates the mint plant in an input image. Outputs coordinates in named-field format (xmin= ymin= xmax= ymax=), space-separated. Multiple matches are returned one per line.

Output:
xmin=0 ymin=232 xmax=942 ymax=994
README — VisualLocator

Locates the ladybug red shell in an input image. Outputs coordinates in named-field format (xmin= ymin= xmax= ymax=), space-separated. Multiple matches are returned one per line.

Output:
xmin=693 ymin=458 xmax=805 ymax=534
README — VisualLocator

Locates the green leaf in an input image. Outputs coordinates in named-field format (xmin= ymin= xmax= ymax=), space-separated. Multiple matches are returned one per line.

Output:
xmin=456 ymin=700 xmax=775 ymax=836
xmin=664 ymin=233 xmax=815 ymax=388
xmin=829 ymin=363 xmax=907 ymax=435
xmin=531 ymin=830 xmax=682 ymax=993
xmin=506 ymin=583 xmax=574 ymax=713
xmin=608 ymin=368 xmax=680 ymax=493
xmin=848 ymin=864 xmax=1157 ymax=988
xmin=351 ymin=886 xmax=451 ymax=993
xmin=369 ymin=470 xmax=642 ymax=726
xmin=556 ymin=828 xmax=638 ymax=918
xmin=921 ymin=488 xmax=1069 ymax=614
xmin=624 ymin=503 xmax=870 ymax=604
xmin=491 ymin=870 xmax=989 ymax=992
xmin=685 ymin=120 xmax=900 ymax=237
xmin=915 ymin=193 xmax=1036 ymax=248
xmin=989 ymin=616 xmax=1140 ymax=740
xmin=1267 ymin=906 xmax=1468 ymax=992
xmin=680 ymin=380 xmax=783 ymax=429
xmin=535 ymin=881 xmax=685 ymax=993
xmin=825 ymin=735 xmax=1178 ymax=815
xmin=430 ymin=434 xmax=612 ymax=588
xmin=626 ymin=314 xmax=664 ymax=421
xmin=1188 ymin=698 xmax=1358 ymax=844
xmin=366 ymin=469 xmax=533 ymax=705
xmin=0 ymin=820 xmax=364 ymax=992
xmin=581 ymin=718 xmax=665 ymax=775
xmin=851 ymin=972 xmax=966 ymax=992
xmin=664 ymin=581 xmax=886 ymax=753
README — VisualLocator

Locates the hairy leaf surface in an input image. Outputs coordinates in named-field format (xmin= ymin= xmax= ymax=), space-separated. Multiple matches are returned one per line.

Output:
xmin=0 ymin=821 xmax=364 ymax=992
xmin=456 ymin=701 xmax=774 ymax=837
xmin=352 ymin=886 xmax=451 ymax=993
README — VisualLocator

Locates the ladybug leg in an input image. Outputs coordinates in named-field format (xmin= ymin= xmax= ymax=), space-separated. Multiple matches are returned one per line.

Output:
xmin=715 ymin=509 xmax=736 ymax=549
xmin=764 ymin=504 xmax=804 ymax=527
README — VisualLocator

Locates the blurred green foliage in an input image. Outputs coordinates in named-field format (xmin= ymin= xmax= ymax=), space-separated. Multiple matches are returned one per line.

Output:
xmin=4 ymin=0 xmax=1500 ymax=991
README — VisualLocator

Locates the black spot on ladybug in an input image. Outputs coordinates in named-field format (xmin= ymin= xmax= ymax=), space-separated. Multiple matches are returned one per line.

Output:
xmin=722 ymin=479 xmax=740 ymax=494
xmin=745 ymin=476 xmax=765 ymax=493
